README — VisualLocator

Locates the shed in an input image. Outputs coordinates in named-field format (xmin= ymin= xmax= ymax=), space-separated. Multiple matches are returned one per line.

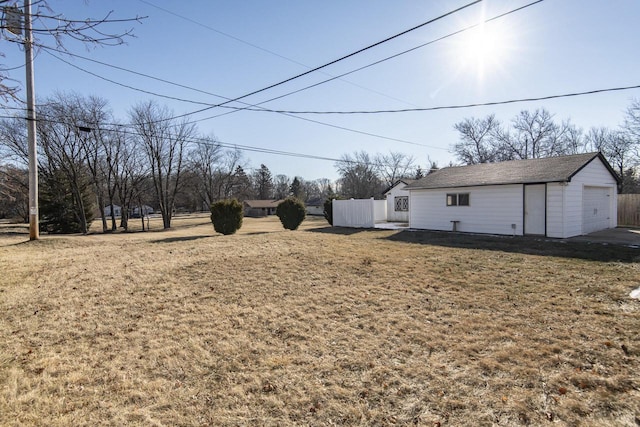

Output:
xmin=383 ymin=179 xmax=415 ymax=222
xmin=405 ymin=153 xmax=620 ymax=238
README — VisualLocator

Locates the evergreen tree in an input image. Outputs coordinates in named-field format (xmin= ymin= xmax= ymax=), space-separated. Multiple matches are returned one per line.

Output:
xmin=290 ymin=176 xmax=302 ymax=199
xmin=39 ymin=169 xmax=95 ymax=233
xmin=231 ymin=166 xmax=254 ymax=201
xmin=253 ymin=164 xmax=274 ymax=199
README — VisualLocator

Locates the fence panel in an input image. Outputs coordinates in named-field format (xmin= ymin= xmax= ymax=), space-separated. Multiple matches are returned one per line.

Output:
xmin=618 ymin=194 xmax=640 ymax=226
xmin=333 ymin=199 xmax=386 ymax=228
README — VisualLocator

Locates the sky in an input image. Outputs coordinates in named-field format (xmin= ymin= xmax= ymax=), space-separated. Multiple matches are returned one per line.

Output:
xmin=2 ymin=0 xmax=639 ymax=181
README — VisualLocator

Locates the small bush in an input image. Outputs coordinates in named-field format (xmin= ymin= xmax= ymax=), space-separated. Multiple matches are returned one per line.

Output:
xmin=276 ymin=198 xmax=306 ymax=230
xmin=210 ymin=199 xmax=243 ymax=235
xmin=323 ymin=198 xmax=335 ymax=225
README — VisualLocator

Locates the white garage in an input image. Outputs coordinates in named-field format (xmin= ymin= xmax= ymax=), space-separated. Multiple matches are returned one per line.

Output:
xmin=405 ymin=153 xmax=620 ymax=238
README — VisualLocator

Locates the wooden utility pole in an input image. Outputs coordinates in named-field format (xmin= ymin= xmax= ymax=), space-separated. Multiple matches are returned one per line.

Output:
xmin=24 ymin=0 xmax=39 ymax=240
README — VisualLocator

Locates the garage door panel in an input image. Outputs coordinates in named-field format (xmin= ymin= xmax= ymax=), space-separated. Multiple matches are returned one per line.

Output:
xmin=583 ymin=186 xmax=611 ymax=234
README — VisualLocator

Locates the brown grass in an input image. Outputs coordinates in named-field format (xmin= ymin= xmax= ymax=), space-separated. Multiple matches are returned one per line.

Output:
xmin=1 ymin=214 xmax=639 ymax=426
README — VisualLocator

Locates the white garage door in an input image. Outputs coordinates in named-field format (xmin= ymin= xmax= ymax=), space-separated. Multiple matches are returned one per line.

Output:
xmin=583 ymin=186 xmax=611 ymax=234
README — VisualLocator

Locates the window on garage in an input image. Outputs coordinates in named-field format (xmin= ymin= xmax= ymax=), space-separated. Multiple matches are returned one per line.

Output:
xmin=446 ymin=193 xmax=470 ymax=206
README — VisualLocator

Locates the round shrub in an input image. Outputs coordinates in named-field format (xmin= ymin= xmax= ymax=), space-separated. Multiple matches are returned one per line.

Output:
xmin=210 ymin=199 xmax=243 ymax=235
xmin=276 ymin=197 xmax=306 ymax=230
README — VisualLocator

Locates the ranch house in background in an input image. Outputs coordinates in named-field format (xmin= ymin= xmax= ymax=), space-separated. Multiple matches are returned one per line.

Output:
xmin=405 ymin=152 xmax=620 ymax=238
xmin=305 ymin=197 xmax=325 ymax=216
xmin=102 ymin=204 xmax=153 ymax=218
xmin=243 ymin=200 xmax=283 ymax=217
xmin=103 ymin=204 xmax=122 ymax=217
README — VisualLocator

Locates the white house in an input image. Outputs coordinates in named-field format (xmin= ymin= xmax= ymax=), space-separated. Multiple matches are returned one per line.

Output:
xmin=243 ymin=200 xmax=283 ymax=217
xmin=383 ymin=179 xmax=415 ymax=222
xmin=405 ymin=153 xmax=620 ymax=238
xmin=104 ymin=204 xmax=122 ymax=217
xmin=305 ymin=198 xmax=324 ymax=216
xmin=132 ymin=205 xmax=154 ymax=218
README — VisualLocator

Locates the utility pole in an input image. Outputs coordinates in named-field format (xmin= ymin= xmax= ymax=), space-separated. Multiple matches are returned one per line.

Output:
xmin=24 ymin=0 xmax=39 ymax=240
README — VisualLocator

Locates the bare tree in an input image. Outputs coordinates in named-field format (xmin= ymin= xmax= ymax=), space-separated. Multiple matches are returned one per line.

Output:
xmin=314 ymin=178 xmax=333 ymax=199
xmin=0 ymin=163 xmax=28 ymax=221
xmin=187 ymin=136 xmax=223 ymax=208
xmin=586 ymin=127 xmax=636 ymax=192
xmin=625 ymin=98 xmax=640 ymax=142
xmin=213 ymin=148 xmax=245 ymax=201
xmin=56 ymin=93 xmax=113 ymax=232
xmin=452 ymin=114 xmax=501 ymax=164
xmin=0 ymin=114 xmax=28 ymax=164
xmin=129 ymin=100 xmax=196 ymax=229
xmin=498 ymin=108 xmax=579 ymax=160
xmin=113 ymin=132 xmax=148 ymax=231
xmin=0 ymin=1 xmax=144 ymax=100
xmin=37 ymin=99 xmax=95 ymax=233
xmin=273 ymin=174 xmax=290 ymax=199
xmin=375 ymin=151 xmax=415 ymax=187
xmin=335 ymin=151 xmax=383 ymax=199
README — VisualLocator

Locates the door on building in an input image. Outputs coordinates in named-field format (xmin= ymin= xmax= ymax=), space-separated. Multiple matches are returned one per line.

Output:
xmin=524 ymin=184 xmax=546 ymax=235
xmin=583 ymin=186 xmax=611 ymax=234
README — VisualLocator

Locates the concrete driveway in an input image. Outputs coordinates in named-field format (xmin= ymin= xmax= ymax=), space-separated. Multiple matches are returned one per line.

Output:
xmin=567 ymin=227 xmax=640 ymax=246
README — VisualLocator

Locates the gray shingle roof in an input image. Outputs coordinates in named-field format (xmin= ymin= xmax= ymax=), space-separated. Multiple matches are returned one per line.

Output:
xmin=243 ymin=200 xmax=283 ymax=208
xmin=382 ymin=178 xmax=417 ymax=195
xmin=405 ymin=153 xmax=619 ymax=190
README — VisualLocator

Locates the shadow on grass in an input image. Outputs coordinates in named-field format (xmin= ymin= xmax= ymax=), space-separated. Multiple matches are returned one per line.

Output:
xmin=0 ymin=230 xmax=29 ymax=237
xmin=151 ymin=235 xmax=212 ymax=244
xmin=384 ymin=230 xmax=640 ymax=263
xmin=306 ymin=226 xmax=384 ymax=236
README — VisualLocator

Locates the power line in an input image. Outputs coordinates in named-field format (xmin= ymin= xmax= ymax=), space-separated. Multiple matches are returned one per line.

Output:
xmin=37 ymin=43 xmax=231 ymax=102
xmin=3 ymin=112 xmax=428 ymax=168
xmin=40 ymin=46 xmax=440 ymax=149
xmin=34 ymin=0 xmax=521 ymax=122
xmin=137 ymin=0 xmax=421 ymax=108
xmin=194 ymin=0 xmax=545 ymax=121
xmin=38 ymin=0 xmax=542 ymax=118
xmin=43 ymin=50 xmax=214 ymax=106
xmin=223 ymin=84 xmax=640 ymax=115
xmin=125 ymin=0 xmax=484 ymax=125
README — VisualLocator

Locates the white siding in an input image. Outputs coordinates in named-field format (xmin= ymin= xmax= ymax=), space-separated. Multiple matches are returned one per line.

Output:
xmin=374 ymin=200 xmax=387 ymax=222
xmin=385 ymin=183 xmax=410 ymax=222
xmin=564 ymin=158 xmax=618 ymax=237
xmin=546 ymin=183 xmax=565 ymax=238
xmin=409 ymin=184 xmax=524 ymax=235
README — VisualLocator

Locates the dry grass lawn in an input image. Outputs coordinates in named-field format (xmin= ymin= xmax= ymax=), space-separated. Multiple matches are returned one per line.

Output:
xmin=1 ymin=214 xmax=639 ymax=426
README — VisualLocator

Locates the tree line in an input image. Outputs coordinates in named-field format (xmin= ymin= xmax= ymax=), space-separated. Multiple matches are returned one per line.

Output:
xmin=0 ymin=94 xmax=342 ymax=232
xmin=451 ymin=102 xmax=640 ymax=192
xmin=1 ymin=94 xmax=639 ymax=233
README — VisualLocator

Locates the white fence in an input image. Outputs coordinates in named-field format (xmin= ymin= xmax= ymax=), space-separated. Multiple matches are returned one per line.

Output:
xmin=332 ymin=198 xmax=387 ymax=228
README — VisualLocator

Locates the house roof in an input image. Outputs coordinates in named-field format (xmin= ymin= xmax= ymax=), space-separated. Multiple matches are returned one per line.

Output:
xmin=383 ymin=178 xmax=417 ymax=195
xmin=243 ymin=200 xmax=283 ymax=208
xmin=405 ymin=153 xmax=620 ymax=190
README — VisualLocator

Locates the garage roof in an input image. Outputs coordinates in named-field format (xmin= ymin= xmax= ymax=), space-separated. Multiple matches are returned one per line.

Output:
xmin=405 ymin=152 xmax=620 ymax=190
